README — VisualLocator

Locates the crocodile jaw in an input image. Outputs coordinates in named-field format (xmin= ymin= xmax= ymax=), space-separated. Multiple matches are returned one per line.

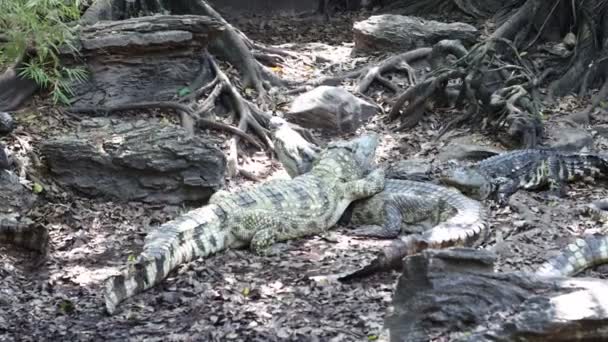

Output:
xmin=439 ymin=168 xmax=491 ymax=200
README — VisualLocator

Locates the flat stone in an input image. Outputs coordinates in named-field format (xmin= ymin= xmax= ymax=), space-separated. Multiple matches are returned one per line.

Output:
xmin=41 ymin=118 xmax=226 ymax=204
xmin=353 ymin=15 xmax=478 ymax=53
xmin=286 ymin=86 xmax=379 ymax=134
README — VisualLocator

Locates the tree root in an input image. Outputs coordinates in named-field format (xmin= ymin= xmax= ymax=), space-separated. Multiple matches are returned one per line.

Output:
xmin=196 ymin=0 xmax=288 ymax=98
xmin=287 ymin=48 xmax=432 ymax=95
xmin=389 ymin=69 xmax=466 ymax=129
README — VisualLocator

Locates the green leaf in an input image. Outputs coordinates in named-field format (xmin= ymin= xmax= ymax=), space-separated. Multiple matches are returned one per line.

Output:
xmin=32 ymin=182 xmax=44 ymax=194
xmin=178 ymin=87 xmax=191 ymax=97
xmin=57 ymin=299 xmax=75 ymax=314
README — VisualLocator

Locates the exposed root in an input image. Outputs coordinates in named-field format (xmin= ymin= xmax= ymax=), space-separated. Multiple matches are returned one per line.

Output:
xmin=196 ymin=0 xmax=289 ymax=98
xmin=288 ymin=48 xmax=432 ymax=96
xmin=567 ymin=74 xmax=608 ymax=125
xmin=390 ymin=69 xmax=465 ymax=129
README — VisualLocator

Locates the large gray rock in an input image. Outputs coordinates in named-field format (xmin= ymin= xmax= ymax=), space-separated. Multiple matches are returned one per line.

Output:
xmin=285 ymin=86 xmax=380 ymax=133
xmin=41 ymin=118 xmax=226 ymax=204
xmin=549 ymin=126 xmax=593 ymax=152
xmin=70 ymin=15 xmax=223 ymax=108
xmin=437 ymin=134 xmax=503 ymax=162
xmin=353 ymin=15 xmax=478 ymax=53
xmin=0 ymin=171 xmax=36 ymax=219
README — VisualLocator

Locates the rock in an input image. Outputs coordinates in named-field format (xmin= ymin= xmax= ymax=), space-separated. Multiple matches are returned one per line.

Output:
xmin=550 ymin=126 xmax=593 ymax=152
xmin=0 ymin=171 xmax=36 ymax=218
xmin=437 ymin=135 xmax=503 ymax=162
xmin=41 ymin=118 xmax=226 ymax=204
xmin=67 ymin=15 xmax=224 ymax=108
xmin=353 ymin=15 xmax=478 ymax=53
xmin=285 ymin=86 xmax=379 ymax=133
xmin=385 ymin=158 xmax=433 ymax=181
xmin=0 ymin=112 xmax=14 ymax=134
xmin=0 ymin=144 xmax=9 ymax=170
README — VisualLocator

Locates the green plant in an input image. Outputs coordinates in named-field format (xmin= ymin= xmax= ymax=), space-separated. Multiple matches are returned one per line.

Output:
xmin=0 ymin=0 xmax=88 ymax=104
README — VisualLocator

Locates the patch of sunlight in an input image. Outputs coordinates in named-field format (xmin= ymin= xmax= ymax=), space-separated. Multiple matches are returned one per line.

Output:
xmin=374 ymin=134 xmax=400 ymax=164
xmin=57 ymin=265 xmax=121 ymax=286
xmin=552 ymin=279 xmax=608 ymax=320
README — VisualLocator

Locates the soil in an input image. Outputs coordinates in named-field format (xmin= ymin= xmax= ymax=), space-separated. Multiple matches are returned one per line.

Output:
xmin=1 ymin=8 xmax=608 ymax=342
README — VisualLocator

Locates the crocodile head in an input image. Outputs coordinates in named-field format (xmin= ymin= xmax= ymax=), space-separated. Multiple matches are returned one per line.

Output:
xmin=439 ymin=167 xmax=493 ymax=200
xmin=312 ymin=134 xmax=380 ymax=181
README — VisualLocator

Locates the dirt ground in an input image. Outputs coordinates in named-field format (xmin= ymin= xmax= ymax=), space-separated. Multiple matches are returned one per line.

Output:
xmin=2 ymin=9 xmax=608 ymax=342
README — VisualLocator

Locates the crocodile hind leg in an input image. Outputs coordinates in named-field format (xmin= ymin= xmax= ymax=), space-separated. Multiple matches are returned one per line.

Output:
xmin=232 ymin=212 xmax=325 ymax=255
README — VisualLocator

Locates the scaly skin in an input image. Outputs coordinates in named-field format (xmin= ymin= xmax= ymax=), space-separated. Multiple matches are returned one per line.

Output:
xmin=269 ymin=117 xmax=320 ymax=178
xmin=0 ymin=217 xmax=47 ymax=253
xmin=343 ymin=179 xmax=487 ymax=241
xmin=440 ymin=149 xmax=608 ymax=205
xmin=535 ymin=234 xmax=608 ymax=277
xmin=103 ymin=134 xmax=385 ymax=314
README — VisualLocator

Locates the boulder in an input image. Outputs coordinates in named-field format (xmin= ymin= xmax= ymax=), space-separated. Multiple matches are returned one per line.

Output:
xmin=41 ymin=118 xmax=226 ymax=204
xmin=68 ymin=15 xmax=224 ymax=108
xmin=0 ymin=112 xmax=14 ymax=134
xmin=437 ymin=134 xmax=503 ymax=162
xmin=353 ymin=15 xmax=478 ymax=53
xmin=285 ymin=86 xmax=379 ymax=133
xmin=0 ymin=171 xmax=36 ymax=219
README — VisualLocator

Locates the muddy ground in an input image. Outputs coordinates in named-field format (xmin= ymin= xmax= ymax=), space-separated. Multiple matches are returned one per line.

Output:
xmin=1 ymin=8 xmax=608 ymax=342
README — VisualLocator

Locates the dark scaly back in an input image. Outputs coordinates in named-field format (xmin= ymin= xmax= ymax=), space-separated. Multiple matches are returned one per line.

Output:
xmin=557 ymin=152 xmax=608 ymax=181
xmin=475 ymin=149 xmax=550 ymax=177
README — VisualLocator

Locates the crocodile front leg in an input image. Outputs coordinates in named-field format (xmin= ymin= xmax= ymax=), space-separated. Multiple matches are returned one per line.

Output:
xmin=495 ymin=178 xmax=519 ymax=206
xmin=545 ymin=157 xmax=569 ymax=198
xmin=342 ymin=168 xmax=386 ymax=201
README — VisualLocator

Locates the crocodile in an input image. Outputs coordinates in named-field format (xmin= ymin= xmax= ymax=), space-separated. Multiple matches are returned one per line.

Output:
xmin=535 ymin=234 xmax=608 ymax=277
xmin=439 ymin=149 xmax=608 ymax=205
xmin=268 ymin=116 xmax=320 ymax=178
xmin=269 ymin=121 xmax=487 ymax=241
xmin=342 ymin=179 xmax=487 ymax=240
xmin=103 ymin=134 xmax=385 ymax=314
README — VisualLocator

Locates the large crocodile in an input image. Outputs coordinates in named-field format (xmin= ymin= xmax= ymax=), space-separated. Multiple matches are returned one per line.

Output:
xmin=103 ymin=134 xmax=385 ymax=314
xmin=440 ymin=149 xmax=608 ymax=205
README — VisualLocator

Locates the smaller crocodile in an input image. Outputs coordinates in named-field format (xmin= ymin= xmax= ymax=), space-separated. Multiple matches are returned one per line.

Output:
xmin=0 ymin=217 xmax=48 ymax=253
xmin=341 ymin=179 xmax=486 ymax=240
xmin=439 ymin=149 xmax=608 ymax=205
xmin=535 ymin=234 xmax=608 ymax=277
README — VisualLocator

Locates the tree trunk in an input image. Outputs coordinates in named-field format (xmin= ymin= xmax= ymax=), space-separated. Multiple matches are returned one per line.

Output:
xmin=387 ymin=248 xmax=608 ymax=341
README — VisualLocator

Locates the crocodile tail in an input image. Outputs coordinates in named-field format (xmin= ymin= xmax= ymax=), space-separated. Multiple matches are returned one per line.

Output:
xmin=535 ymin=234 xmax=608 ymax=277
xmin=425 ymin=190 xmax=488 ymax=248
xmin=0 ymin=218 xmax=48 ymax=253
xmin=561 ymin=153 xmax=608 ymax=179
xmin=104 ymin=204 xmax=228 ymax=314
